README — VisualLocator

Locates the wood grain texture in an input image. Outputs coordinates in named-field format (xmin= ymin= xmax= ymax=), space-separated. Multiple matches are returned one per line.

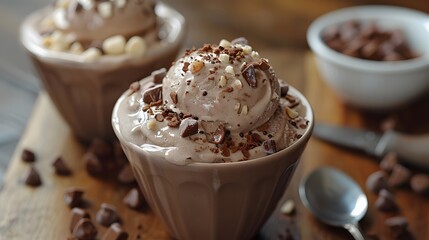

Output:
xmin=1 ymin=52 xmax=428 ymax=240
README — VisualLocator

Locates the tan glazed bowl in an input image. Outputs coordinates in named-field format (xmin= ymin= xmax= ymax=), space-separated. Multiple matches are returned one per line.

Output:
xmin=21 ymin=2 xmax=186 ymax=142
xmin=112 ymin=83 xmax=314 ymax=240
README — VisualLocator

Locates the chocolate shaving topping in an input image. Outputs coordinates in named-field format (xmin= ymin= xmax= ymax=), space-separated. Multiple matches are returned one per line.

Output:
xmin=83 ymin=152 xmax=103 ymax=177
xmin=21 ymin=149 xmax=36 ymax=163
xmin=52 ymin=156 xmax=72 ymax=176
xmin=123 ymin=188 xmax=146 ymax=210
xmin=96 ymin=203 xmax=121 ymax=227
xmin=280 ymin=85 xmax=289 ymax=97
xmin=25 ymin=166 xmax=42 ymax=187
xmin=65 ymin=187 xmax=85 ymax=208
xmin=151 ymin=68 xmax=167 ymax=84
xmin=257 ymin=59 xmax=271 ymax=71
xmin=102 ymin=223 xmax=129 ymax=240
xmin=143 ymin=85 xmax=162 ymax=104
xmin=242 ymin=64 xmax=257 ymax=88
xmin=72 ymin=218 xmax=98 ymax=240
xmin=213 ymin=125 xmax=226 ymax=144
xmin=117 ymin=164 xmax=136 ymax=185
xmin=182 ymin=62 xmax=190 ymax=72
xmin=179 ymin=118 xmax=199 ymax=137
xmin=170 ymin=91 xmax=178 ymax=104
xmin=231 ymin=37 xmax=248 ymax=45
xmin=70 ymin=207 xmax=91 ymax=233
xmin=263 ymin=139 xmax=277 ymax=155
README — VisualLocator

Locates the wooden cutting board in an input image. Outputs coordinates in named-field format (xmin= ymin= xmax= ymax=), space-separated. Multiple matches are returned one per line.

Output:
xmin=1 ymin=53 xmax=428 ymax=240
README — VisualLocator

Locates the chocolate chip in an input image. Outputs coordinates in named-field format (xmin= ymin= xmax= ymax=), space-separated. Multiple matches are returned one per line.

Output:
xmin=366 ymin=171 xmax=388 ymax=194
xmin=385 ymin=216 xmax=409 ymax=238
xmin=410 ymin=174 xmax=429 ymax=195
xmin=182 ymin=62 xmax=190 ymax=72
xmin=151 ymin=68 xmax=167 ymax=84
xmin=170 ymin=91 xmax=178 ymax=104
xmin=231 ymin=37 xmax=248 ymax=45
xmin=388 ymin=164 xmax=411 ymax=188
xmin=96 ymin=203 xmax=121 ymax=227
xmin=75 ymin=2 xmax=83 ymax=12
xmin=143 ymin=85 xmax=162 ymax=104
xmin=70 ymin=207 xmax=91 ymax=233
xmin=213 ymin=124 xmax=226 ymax=144
xmin=65 ymin=187 xmax=85 ymax=208
xmin=263 ymin=139 xmax=277 ymax=155
xmin=256 ymin=59 xmax=270 ymax=71
xmin=242 ymin=64 xmax=257 ymax=88
xmin=102 ymin=223 xmax=129 ymax=240
xmin=21 ymin=149 xmax=36 ymax=163
xmin=117 ymin=164 xmax=136 ymax=185
xmin=380 ymin=152 xmax=398 ymax=174
xmin=24 ymin=165 xmax=42 ymax=187
xmin=280 ymin=85 xmax=289 ymax=97
xmin=123 ymin=188 xmax=146 ymax=210
xmin=89 ymin=138 xmax=113 ymax=159
xmin=83 ymin=152 xmax=104 ymax=177
xmin=179 ymin=118 xmax=199 ymax=137
xmin=72 ymin=218 xmax=98 ymax=240
xmin=52 ymin=156 xmax=72 ymax=176
xmin=375 ymin=189 xmax=398 ymax=212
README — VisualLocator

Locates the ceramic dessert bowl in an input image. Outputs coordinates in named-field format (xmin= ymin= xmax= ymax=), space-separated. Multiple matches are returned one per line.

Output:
xmin=307 ymin=5 xmax=429 ymax=110
xmin=21 ymin=2 xmax=186 ymax=142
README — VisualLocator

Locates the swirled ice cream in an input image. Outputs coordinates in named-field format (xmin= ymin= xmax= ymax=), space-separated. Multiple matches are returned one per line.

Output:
xmin=114 ymin=38 xmax=308 ymax=164
xmin=21 ymin=0 xmax=186 ymax=141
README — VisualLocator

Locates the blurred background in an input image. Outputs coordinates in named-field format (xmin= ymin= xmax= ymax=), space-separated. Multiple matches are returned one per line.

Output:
xmin=0 ymin=0 xmax=428 ymax=181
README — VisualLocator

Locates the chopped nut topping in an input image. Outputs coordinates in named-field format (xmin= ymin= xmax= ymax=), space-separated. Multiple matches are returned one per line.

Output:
xmin=213 ymin=125 xmax=226 ymax=144
xmin=190 ymin=61 xmax=205 ymax=73
xmin=170 ymin=91 xmax=178 ymax=104
xmin=103 ymin=35 xmax=126 ymax=55
xmin=81 ymin=48 xmax=102 ymax=62
xmin=242 ymin=45 xmax=252 ymax=55
xmin=219 ymin=54 xmax=229 ymax=64
xmin=125 ymin=36 xmax=147 ymax=56
xmin=225 ymin=65 xmax=234 ymax=75
xmin=129 ymin=81 xmax=140 ymax=92
xmin=182 ymin=62 xmax=190 ymax=72
xmin=219 ymin=39 xmax=231 ymax=48
xmin=234 ymin=79 xmax=243 ymax=89
xmin=251 ymin=51 xmax=260 ymax=58
xmin=280 ymin=199 xmax=295 ymax=215
xmin=155 ymin=114 xmax=164 ymax=122
xmin=234 ymin=102 xmax=241 ymax=113
xmin=70 ymin=42 xmax=83 ymax=54
xmin=263 ymin=139 xmax=277 ymax=154
xmin=147 ymin=119 xmax=157 ymax=130
xmin=286 ymin=107 xmax=299 ymax=119
xmin=98 ymin=2 xmax=113 ymax=18
xmin=115 ymin=0 xmax=127 ymax=8
xmin=241 ymin=105 xmax=249 ymax=115
xmin=53 ymin=8 xmax=69 ymax=29
xmin=219 ymin=75 xmax=227 ymax=88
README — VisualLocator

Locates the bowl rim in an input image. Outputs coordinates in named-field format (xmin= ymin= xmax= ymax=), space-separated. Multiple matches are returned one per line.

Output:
xmin=307 ymin=5 xmax=429 ymax=72
xmin=112 ymin=83 xmax=314 ymax=169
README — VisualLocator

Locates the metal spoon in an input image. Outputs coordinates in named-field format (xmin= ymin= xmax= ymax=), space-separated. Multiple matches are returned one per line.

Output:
xmin=299 ymin=167 xmax=368 ymax=240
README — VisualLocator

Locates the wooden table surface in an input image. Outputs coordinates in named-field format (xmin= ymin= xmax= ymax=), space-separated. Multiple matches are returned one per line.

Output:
xmin=1 ymin=51 xmax=428 ymax=240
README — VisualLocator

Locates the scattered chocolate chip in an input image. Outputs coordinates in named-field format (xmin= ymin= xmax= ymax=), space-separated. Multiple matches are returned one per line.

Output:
xmin=179 ymin=118 xmax=199 ymax=137
xmin=213 ymin=124 xmax=226 ymax=144
xmin=117 ymin=164 xmax=136 ymax=185
xmin=170 ymin=91 xmax=178 ymax=104
xmin=83 ymin=152 xmax=104 ymax=177
xmin=231 ymin=37 xmax=248 ymax=45
xmin=102 ymin=223 xmax=128 ymax=240
xmin=366 ymin=171 xmax=388 ymax=194
xmin=70 ymin=207 xmax=91 ymax=233
xmin=410 ymin=174 xmax=429 ymax=195
xmin=21 ymin=149 xmax=36 ymax=163
xmin=74 ymin=2 xmax=83 ymax=12
xmin=129 ymin=82 xmax=140 ymax=93
xmin=72 ymin=218 xmax=98 ymax=240
xmin=388 ymin=164 xmax=411 ymax=188
xmin=242 ymin=64 xmax=257 ymax=88
xmin=263 ymin=139 xmax=277 ymax=155
xmin=96 ymin=203 xmax=121 ymax=227
xmin=385 ymin=216 xmax=409 ymax=238
xmin=380 ymin=152 xmax=398 ymax=174
xmin=89 ymin=139 xmax=113 ymax=159
xmin=52 ymin=156 xmax=72 ymax=176
xmin=151 ymin=68 xmax=167 ymax=84
xmin=202 ymin=91 xmax=208 ymax=96
xmin=143 ymin=85 xmax=162 ymax=104
xmin=375 ymin=189 xmax=398 ymax=212
xmin=123 ymin=188 xmax=146 ymax=210
xmin=65 ymin=187 xmax=85 ymax=208
xmin=24 ymin=165 xmax=42 ymax=187
xmin=182 ymin=62 xmax=190 ymax=72
xmin=280 ymin=85 xmax=289 ymax=97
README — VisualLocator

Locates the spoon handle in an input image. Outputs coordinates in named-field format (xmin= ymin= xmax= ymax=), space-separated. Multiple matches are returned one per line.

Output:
xmin=344 ymin=223 xmax=365 ymax=240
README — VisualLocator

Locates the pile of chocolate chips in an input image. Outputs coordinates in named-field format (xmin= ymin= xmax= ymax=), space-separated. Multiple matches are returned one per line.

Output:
xmin=322 ymin=20 xmax=418 ymax=61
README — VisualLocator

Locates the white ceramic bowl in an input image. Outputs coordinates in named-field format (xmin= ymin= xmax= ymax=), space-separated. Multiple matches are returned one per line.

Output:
xmin=307 ymin=5 xmax=429 ymax=110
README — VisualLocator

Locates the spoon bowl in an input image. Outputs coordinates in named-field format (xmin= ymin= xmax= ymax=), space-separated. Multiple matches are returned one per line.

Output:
xmin=299 ymin=167 xmax=368 ymax=240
